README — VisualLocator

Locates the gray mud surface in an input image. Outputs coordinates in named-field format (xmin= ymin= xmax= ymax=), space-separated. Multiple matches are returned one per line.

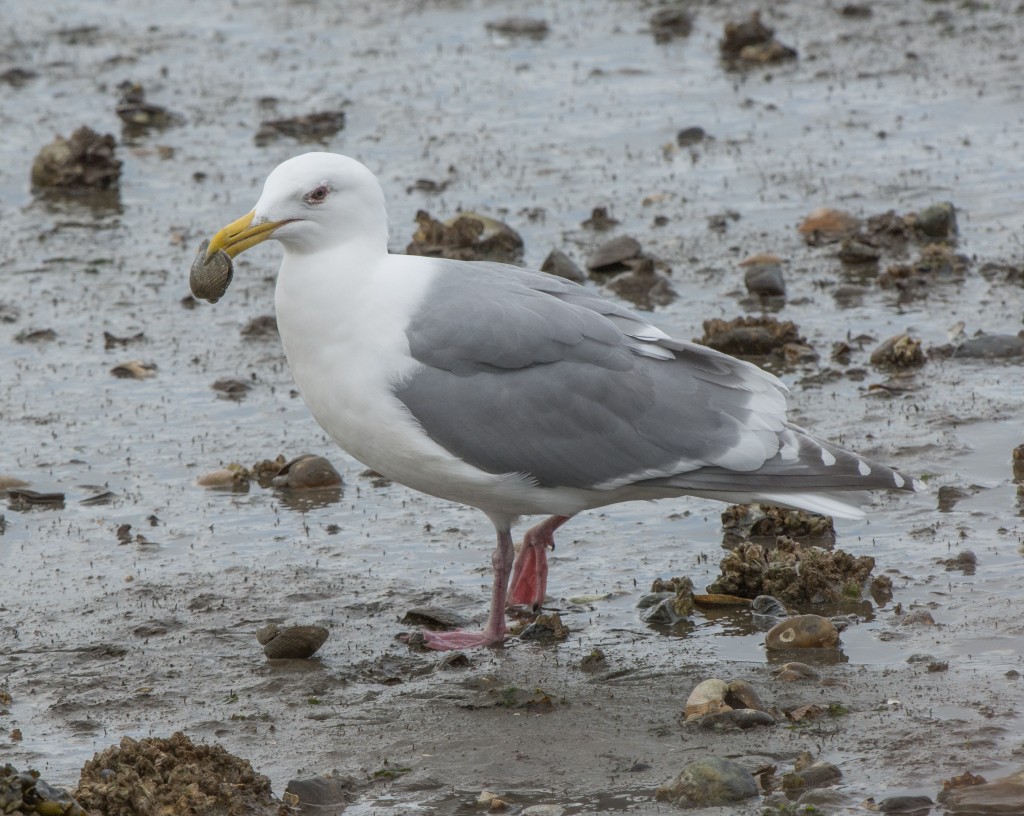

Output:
xmin=2 ymin=1 xmax=1024 ymax=813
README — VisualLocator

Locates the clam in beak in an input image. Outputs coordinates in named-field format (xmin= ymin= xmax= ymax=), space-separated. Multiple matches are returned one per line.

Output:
xmin=206 ymin=210 xmax=285 ymax=259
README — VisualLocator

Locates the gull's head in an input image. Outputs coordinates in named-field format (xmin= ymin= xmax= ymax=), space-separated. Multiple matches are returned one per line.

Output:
xmin=206 ymin=153 xmax=388 ymax=260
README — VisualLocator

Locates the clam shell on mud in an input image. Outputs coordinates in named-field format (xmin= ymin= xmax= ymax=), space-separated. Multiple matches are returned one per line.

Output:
xmin=256 ymin=623 xmax=329 ymax=659
xmin=684 ymin=679 xmax=731 ymax=721
xmin=765 ymin=614 xmax=840 ymax=650
xmin=190 ymin=239 xmax=233 ymax=303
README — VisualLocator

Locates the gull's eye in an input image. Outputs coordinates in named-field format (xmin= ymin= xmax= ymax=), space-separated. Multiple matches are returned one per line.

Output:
xmin=303 ymin=184 xmax=331 ymax=205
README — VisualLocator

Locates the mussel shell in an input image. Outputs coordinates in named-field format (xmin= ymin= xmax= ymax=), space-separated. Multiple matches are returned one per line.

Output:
xmin=190 ymin=239 xmax=233 ymax=303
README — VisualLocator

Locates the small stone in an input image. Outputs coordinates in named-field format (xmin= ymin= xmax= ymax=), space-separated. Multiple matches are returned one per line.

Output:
xmin=402 ymin=606 xmax=468 ymax=630
xmin=875 ymin=795 xmax=935 ymax=813
xmin=837 ymin=236 xmax=881 ymax=265
xmin=765 ymin=615 xmax=840 ymax=650
xmin=899 ymin=608 xmax=935 ymax=626
xmin=541 ymin=249 xmax=585 ymax=282
xmin=913 ymin=202 xmax=957 ymax=239
xmin=720 ymin=11 xmax=774 ymax=55
xmin=676 ymin=126 xmax=707 ymax=147
xmin=271 ymin=454 xmax=343 ymax=489
xmin=241 ymin=315 xmax=280 ymax=338
xmin=798 ymin=207 xmax=861 ymax=245
xmin=406 ymin=210 xmax=524 ymax=264
xmin=485 ymin=17 xmax=549 ymax=38
xmin=581 ymin=206 xmax=619 ymax=231
xmin=782 ymin=758 xmax=842 ymax=792
xmin=284 ymin=774 xmax=360 ymax=811
xmin=212 ymin=378 xmax=251 ymax=400
xmin=519 ymin=612 xmax=569 ymax=641
xmin=605 ymin=258 xmax=677 ymax=310
xmin=740 ymin=253 xmax=786 ymax=297
xmin=650 ymin=7 xmax=693 ymax=42
xmin=656 ymin=756 xmax=758 ymax=807
xmin=586 ymin=235 xmax=642 ymax=276
xmin=110 ymin=360 xmax=157 ymax=379
xmin=257 ymin=623 xmax=329 ymax=659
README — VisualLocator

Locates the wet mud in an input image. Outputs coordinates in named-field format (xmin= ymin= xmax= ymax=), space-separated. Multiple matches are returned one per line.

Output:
xmin=2 ymin=1 xmax=1024 ymax=814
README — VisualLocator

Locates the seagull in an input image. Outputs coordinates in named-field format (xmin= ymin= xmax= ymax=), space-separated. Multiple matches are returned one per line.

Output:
xmin=203 ymin=152 xmax=919 ymax=650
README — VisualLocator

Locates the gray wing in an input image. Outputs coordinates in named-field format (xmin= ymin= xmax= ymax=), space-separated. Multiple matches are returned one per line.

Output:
xmin=394 ymin=260 xmax=792 ymax=491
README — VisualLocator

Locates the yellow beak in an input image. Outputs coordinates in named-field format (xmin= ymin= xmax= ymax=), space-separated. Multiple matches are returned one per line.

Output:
xmin=206 ymin=210 xmax=284 ymax=259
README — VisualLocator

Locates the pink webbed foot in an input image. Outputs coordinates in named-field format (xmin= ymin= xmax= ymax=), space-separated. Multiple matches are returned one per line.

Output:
xmin=420 ymin=627 xmax=505 ymax=651
xmin=508 ymin=515 xmax=569 ymax=610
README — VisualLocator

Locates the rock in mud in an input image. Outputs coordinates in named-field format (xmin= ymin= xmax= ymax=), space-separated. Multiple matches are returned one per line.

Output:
xmin=1 ymin=763 xmax=88 ymax=816
xmin=541 ymin=249 xmax=585 ymax=282
xmin=765 ymin=614 xmax=840 ymax=650
xmin=74 ymin=731 xmax=284 ymax=816
xmin=741 ymin=253 xmax=786 ymax=297
xmin=676 ymin=126 xmax=708 ymax=147
xmin=656 ymin=756 xmax=758 ymax=807
xmin=284 ymin=773 xmax=361 ymax=812
xmin=31 ymin=126 xmax=122 ymax=190
xmin=519 ymin=612 xmax=569 ymax=641
xmin=782 ymin=754 xmax=842 ymax=792
xmin=912 ymin=201 xmax=957 ymax=239
xmin=650 ymin=7 xmax=693 ymax=42
xmin=720 ymin=12 xmax=797 ymax=65
xmin=14 ymin=328 xmax=57 ymax=343
xmin=581 ymin=206 xmax=619 ymax=231
xmin=751 ymin=594 xmax=789 ymax=620
xmin=837 ymin=236 xmax=882 ymax=265
xmin=485 ymin=17 xmax=549 ymax=39
xmin=586 ymin=235 xmax=642 ymax=277
xmin=879 ymin=244 xmax=970 ymax=295
xmin=699 ymin=316 xmax=807 ymax=359
xmin=254 ymin=110 xmax=346 ymax=145
xmin=872 ymin=795 xmax=935 ymax=813
xmin=932 ymin=332 xmax=1024 ymax=360
xmin=870 ymin=333 xmax=926 ymax=369
xmin=257 ymin=623 xmax=329 ymax=659
xmin=110 ymin=360 xmax=157 ymax=379
xmin=241 ymin=315 xmax=279 ymax=339
xmin=212 ymin=378 xmax=251 ymax=400
xmin=798 ymin=207 xmax=861 ymax=245
xmin=270 ymin=454 xmax=343 ymax=489
xmin=1012 ymin=444 xmax=1024 ymax=481
xmin=605 ymin=258 xmax=677 ymax=310
xmin=116 ymin=81 xmax=183 ymax=134
xmin=406 ymin=210 xmax=524 ymax=264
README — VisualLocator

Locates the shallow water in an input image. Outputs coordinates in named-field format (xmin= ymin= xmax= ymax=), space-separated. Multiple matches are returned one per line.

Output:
xmin=2 ymin=0 xmax=1024 ymax=812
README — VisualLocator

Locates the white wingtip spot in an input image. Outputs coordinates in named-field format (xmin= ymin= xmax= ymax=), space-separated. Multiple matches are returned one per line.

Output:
xmin=858 ymin=460 xmax=871 ymax=477
xmin=821 ymin=449 xmax=837 ymax=467
xmin=893 ymin=472 xmax=905 ymax=488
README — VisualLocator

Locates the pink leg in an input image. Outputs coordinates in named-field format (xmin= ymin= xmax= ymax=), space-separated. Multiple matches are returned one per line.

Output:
xmin=508 ymin=515 xmax=570 ymax=611
xmin=421 ymin=526 xmax=515 ymax=651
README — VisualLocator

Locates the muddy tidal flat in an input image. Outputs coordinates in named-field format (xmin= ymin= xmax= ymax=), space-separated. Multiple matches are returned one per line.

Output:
xmin=2 ymin=1 xmax=1024 ymax=814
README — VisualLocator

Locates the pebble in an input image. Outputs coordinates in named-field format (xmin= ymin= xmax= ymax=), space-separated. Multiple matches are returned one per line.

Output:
xmin=519 ymin=612 xmax=569 ymax=641
xmin=485 ymin=17 xmax=549 ymax=39
xmin=655 ymin=756 xmax=758 ymax=807
xmin=284 ymin=774 xmax=360 ymax=810
xmin=913 ymin=201 xmax=957 ymax=238
xmin=540 ymin=249 xmax=585 ymax=282
xmin=586 ymin=235 xmax=642 ymax=276
xmin=676 ymin=126 xmax=707 ymax=146
xmin=110 ymin=360 xmax=157 ymax=379
xmin=765 ymin=614 xmax=840 ymax=650
xmin=874 ymin=794 xmax=935 ymax=813
xmin=798 ymin=207 xmax=861 ymax=245
xmin=402 ymin=606 xmax=468 ymax=630
xmin=256 ymin=623 xmax=329 ymax=659
xmin=650 ymin=7 xmax=693 ymax=42
xmin=699 ymin=709 xmax=775 ymax=730
xmin=605 ymin=258 xmax=677 ymax=310
xmin=271 ymin=454 xmax=343 ymax=489
xmin=782 ymin=757 xmax=842 ymax=792
xmin=406 ymin=210 xmax=524 ymax=264
xmin=741 ymin=253 xmax=786 ymax=297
